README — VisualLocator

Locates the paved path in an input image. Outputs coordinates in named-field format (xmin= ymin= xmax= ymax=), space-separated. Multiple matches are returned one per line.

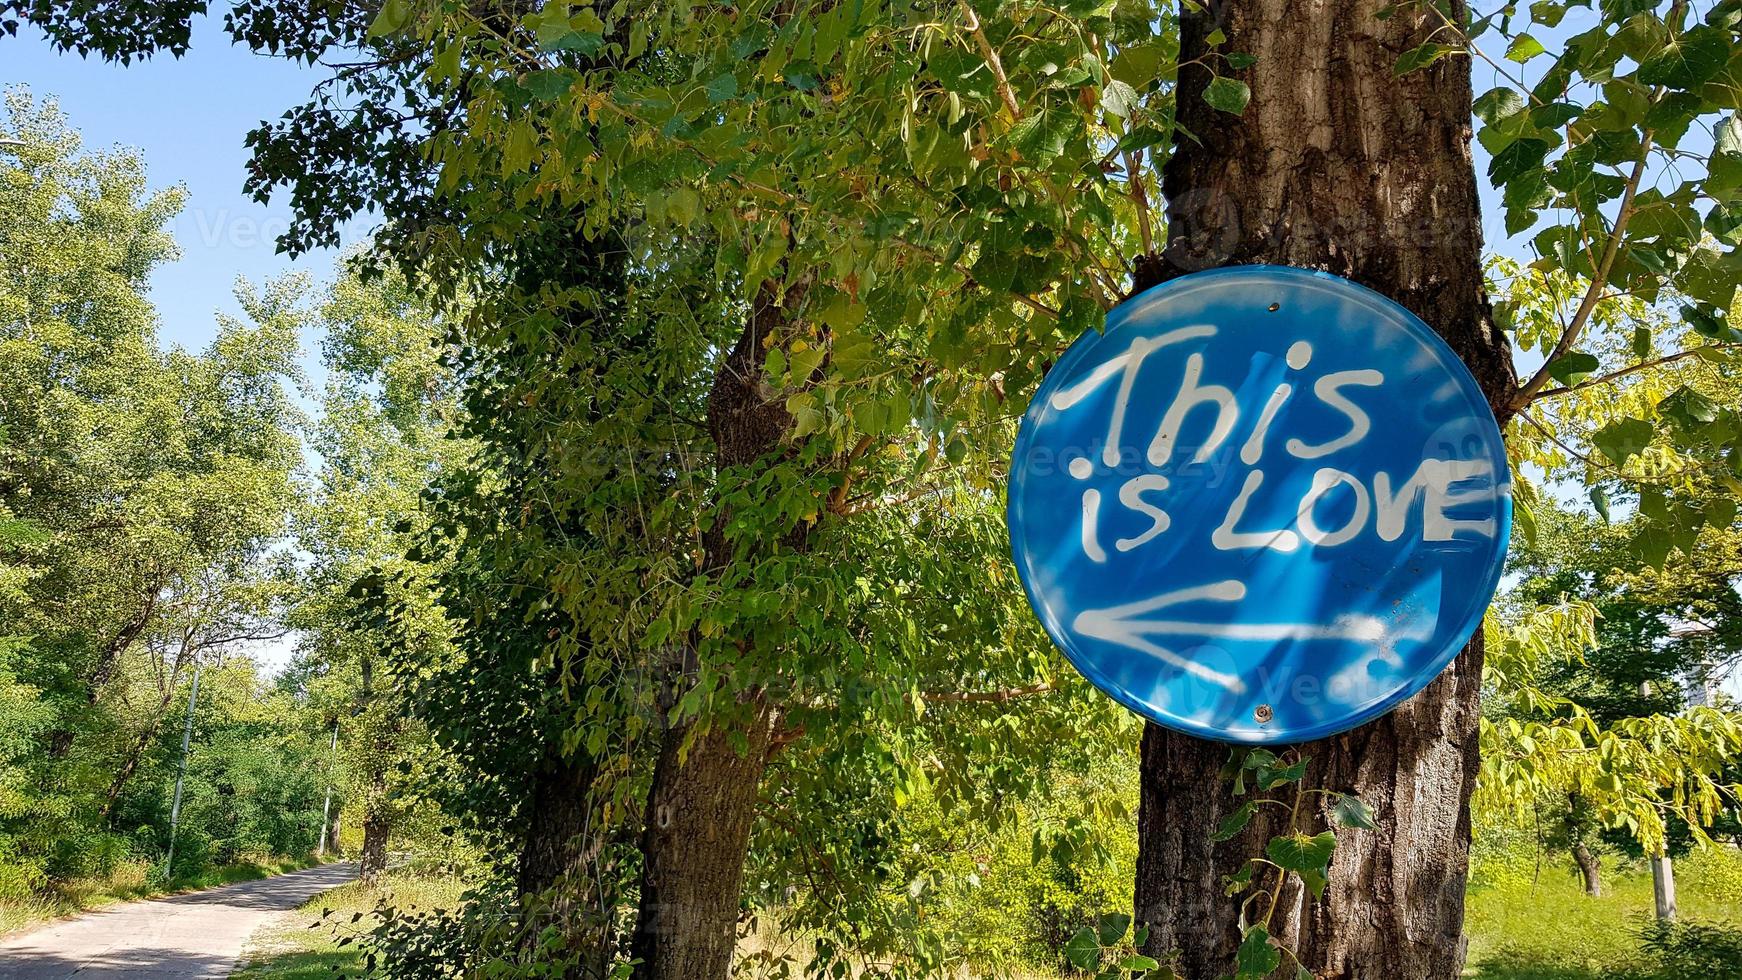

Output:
xmin=0 ymin=862 xmax=358 ymax=979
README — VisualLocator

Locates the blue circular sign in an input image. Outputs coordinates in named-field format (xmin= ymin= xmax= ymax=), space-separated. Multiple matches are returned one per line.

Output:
xmin=1009 ymin=266 xmax=1510 ymax=743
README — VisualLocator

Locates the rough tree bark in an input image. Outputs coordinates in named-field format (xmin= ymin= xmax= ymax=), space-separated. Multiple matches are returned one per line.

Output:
xmin=356 ymin=651 xmax=397 ymax=888
xmin=1132 ymin=2 xmax=1516 ymax=978
xmin=1571 ymin=841 xmax=1603 ymax=898
xmin=359 ymin=805 xmax=390 ymax=886
xmin=1565 ymin=793 xmax=1603 ymax=897
xmin=628 ymin=279 xmax=808 ymax=980
xmin=517 ymin=752 xmax=605 ymax=897
xmin=515 ymin=748 xmax=616 ymax=979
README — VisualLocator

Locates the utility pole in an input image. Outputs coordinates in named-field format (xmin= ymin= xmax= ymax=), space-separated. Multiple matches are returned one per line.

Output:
xmin=317 ymin=721 xmax=338 ymax=858
xmin=163 ymin=664 xmax=203 ymax=879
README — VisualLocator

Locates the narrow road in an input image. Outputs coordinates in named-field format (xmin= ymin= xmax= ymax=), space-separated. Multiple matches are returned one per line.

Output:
xmin=0 ymin=862 xmax=358 ymax=979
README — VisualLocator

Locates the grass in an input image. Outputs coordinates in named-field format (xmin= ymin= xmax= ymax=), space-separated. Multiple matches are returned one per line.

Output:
xmin=1463 ymin=847 xmax=1742 ymax=980
xmin=232 ymin=872 xmax=469 ymax=980
xmin=227 ymin=848 xmax=1742 ymax=980
xmin=0 ymin=853 xmax=321 ymax=937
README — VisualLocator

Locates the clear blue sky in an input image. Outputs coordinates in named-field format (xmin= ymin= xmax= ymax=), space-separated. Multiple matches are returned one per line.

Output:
xmin=2 ymin=16 xmax=366 ymax=363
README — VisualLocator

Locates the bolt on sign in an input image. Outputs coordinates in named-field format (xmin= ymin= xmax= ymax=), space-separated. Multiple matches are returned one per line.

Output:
xmin=1008 ymin=266 xmax=1510 ymax=743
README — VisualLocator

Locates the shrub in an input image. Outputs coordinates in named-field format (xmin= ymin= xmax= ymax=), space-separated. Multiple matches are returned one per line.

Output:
xmin=1639 ymin=919 xmax=1742 ymax=978
xmin=1679 ymin=845 xmax=1742 ymax=904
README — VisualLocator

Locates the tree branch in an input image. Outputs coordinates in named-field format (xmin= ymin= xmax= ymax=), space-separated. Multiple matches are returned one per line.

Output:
xmin=959 ymin=0 xmax=1022 ymax=120
xmin=1510 ymin=134 xmax=1655 ymax=411
xmin=1531 ymin=344 xmax=1741 ymax=403
xmin=1126 ymin=150 xmax=1155 ymax=258
xmin=919 ymin=681 xmax=1056 ymax=704
xmin=828 ymin=434 xmax=877 ymax=514
xmin=839 ymin=482 xmax=950 ymax=517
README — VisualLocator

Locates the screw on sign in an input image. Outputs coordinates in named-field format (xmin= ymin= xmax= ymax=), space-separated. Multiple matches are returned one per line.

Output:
xmin=1008 ymin=266 xmax=1510 ymax=744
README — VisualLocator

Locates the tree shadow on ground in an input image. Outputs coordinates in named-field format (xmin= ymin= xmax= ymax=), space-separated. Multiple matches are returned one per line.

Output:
xmin=1467 ymin=947 xmax=1653 ymax=980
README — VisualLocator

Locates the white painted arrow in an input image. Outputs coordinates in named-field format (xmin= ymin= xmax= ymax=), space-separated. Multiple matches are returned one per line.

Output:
xmin=1071 ymin=580 xmax=1431 ymax=695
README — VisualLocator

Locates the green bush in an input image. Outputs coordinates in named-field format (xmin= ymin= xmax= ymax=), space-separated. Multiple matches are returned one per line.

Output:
xmin=1679 ymin=845 xmax=1742 ymax=902
xmin=1639 ymin=919 xmax=1742 ymax=978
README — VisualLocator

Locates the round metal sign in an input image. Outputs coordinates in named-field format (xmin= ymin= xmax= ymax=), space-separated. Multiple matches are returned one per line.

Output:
xmin=1008 ymin=266 xmax=1510 ymax=743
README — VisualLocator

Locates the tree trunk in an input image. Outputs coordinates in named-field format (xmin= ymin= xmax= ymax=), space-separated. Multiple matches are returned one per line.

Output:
xmin=1571 ymin=841 xmax=1602 ymax=898
xmin=516 ymin=751 xmax=615 ymax=979
xmin=629 ymin=705 xmax=777 ymax=979
xmin=629 ymin=279 xmax=807 ymax=980
xmin=103 ymin=658 xmax=192 ymax=822
xmin=518 ymin=753 xmax=604 ymax=896
xmin=354 ymin=649 xmax=396 ymax=887
xmin=1133 ymin=3 xmax=1514 ymax=978
xmin=101 ymin=717 xmax=165 ymax=822
xmin=359 ymin=803 xmax=389 ymax=887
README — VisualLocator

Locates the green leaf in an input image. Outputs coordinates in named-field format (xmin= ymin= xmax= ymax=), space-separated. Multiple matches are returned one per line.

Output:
xmin=1506 ymin=33 xmax=1547 ymax=63
xmin=1530 ymin=1 xmax=1568 ymax=27
xmin=1226 ymin=52 xmax=1258 ymax=70
xmin=523 ymin=70 xmax=576 ymax=102
xmin=1116 ymin=126 xmax=1172 ymax=153
xmin=1634 ymin=523 xmax=1673 ymax=568
xmin=1638 ymin=25 xmax=1731 ymax=89
xmin=1235 ymin=927 xmax=1282 ymax=979
xmin=1098 ymin=911 xmax=1133 ymax=946
xmin=1718 ymin=114 xmax=1742 ymax=157
xmin=1005 ymin=105 xmax=1078 ymax=164
xmin=705 ymin=73 xmax=739 ymax=103
xmin=784 ymin=62 xmax=819 ymax=91
xmin=1202 ymin=76 xmax=1251 ymax=115
xmin=1591 ymin=417 xmax=1655 ymax=466
xmin=787 ymin=345 xmax=825 ymax=381
xmin=0 ymin=516 xmax=48 ymax=546
xmin=1631 ymin=325 xmax=1653 ymax=359
xmin=786 ymin=391 xmax=824 ymax=438
xmin=1111 ymin=43 xmax=1167 ymax=87
xmin=1394 ymin=42 xmax=1454 ymax=75
xmin=1102 ymin=80 xmax=1140 ymax=119
xmin=928 ymin=48 xmax=996 ymax=100
xmin=1706 ymin=496 xmax=1738 ymax=531
xmin=1660 ymin=385 xmax=1720 ymax=428
xmin=542 ymin=29 xmax=603 ymax=56
xmin=667 ymin=187 xmax=700 ymax=228
xmin=1117 ymin=954 xmax=1161 ymax=971
xmin=1529 ymin=101 xmax=1582 ymax=129
xmin=1474 ymin=86 xmax=1526 ymax=125
xmin=1546 ymin=350 xmax=1600 ymax=386
xmin=1266 ymin=831 xmax=1337 ymax=874
xmin=1211 ymin=801 xmax=1256 ymax=842
xmin=1257 ymin=757 xmax=1309 ymax=790
xmin=1488 ymin=138 xmax=1550 ymax=185
xmin=1222 ymin=862 xmax=1255 ymax=896
xmin=1065 ymin=927 xmax=1101 ymax=971
xmin=1683 ymin=303 xmax=1738 ymax=340
xmin=1330 ymin=794 xmax=1377 ymax=830
xmin=367 ymin=0 xmax=412 ymax=37
xmin=1240 ymin=748 xmax=1279 ymax=770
